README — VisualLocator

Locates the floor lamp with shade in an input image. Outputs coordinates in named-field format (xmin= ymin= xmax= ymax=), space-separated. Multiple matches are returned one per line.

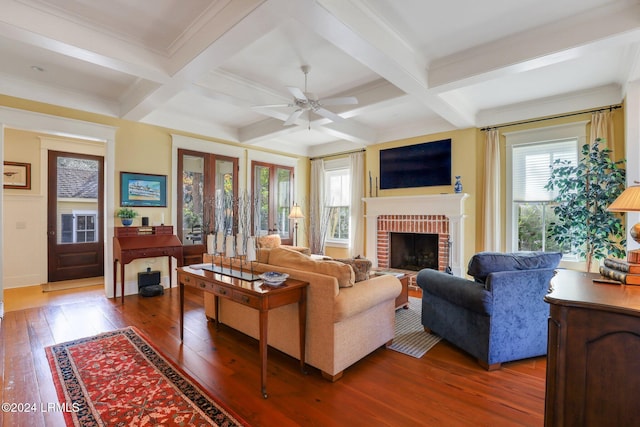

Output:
xmin=289 ymin=203 xmax=304 ymax=246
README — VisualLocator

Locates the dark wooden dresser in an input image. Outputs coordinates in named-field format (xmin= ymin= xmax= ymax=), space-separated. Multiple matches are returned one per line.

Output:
xmin=544 ymin=269 xmax=640 ymax=426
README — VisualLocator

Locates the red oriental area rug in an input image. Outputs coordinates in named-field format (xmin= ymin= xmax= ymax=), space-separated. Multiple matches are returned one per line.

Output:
xmin=45 ymin=326 xmax=247 ymax=426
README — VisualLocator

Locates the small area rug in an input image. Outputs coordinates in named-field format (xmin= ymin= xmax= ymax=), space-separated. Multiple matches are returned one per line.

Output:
xmin=388 ymin=296 xmax=442 ymax=358
xmin=46 ymin=326 xmax=247 ymax=426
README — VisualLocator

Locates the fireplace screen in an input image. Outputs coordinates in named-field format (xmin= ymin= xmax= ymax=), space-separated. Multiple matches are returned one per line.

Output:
xmin=390 ymin=232 xmax=438 ymax=271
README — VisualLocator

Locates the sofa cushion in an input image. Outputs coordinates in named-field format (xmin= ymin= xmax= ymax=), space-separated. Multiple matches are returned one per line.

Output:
xmin=334 ymin=257 xmax=372 ymax=282
xmin=467 ymin=251 xmax=562 ymax=283
xmin=269 ymin=247 xmax=355 ymax=287
xmin=257 ymin=234 xmax=281 ymax=249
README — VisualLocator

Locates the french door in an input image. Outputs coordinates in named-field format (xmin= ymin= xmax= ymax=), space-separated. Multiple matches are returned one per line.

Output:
xmin=252 ymin=161 xmax=293 ymax=244
xmin=47 ymin=151 xmax=104 ymax=281
xmin=177 ymin=149 xmax=238 ymax=263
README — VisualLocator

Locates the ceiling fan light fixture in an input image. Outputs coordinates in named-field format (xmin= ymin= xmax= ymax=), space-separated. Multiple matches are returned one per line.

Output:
xmin=252 ymin=64 xmax=358 ymax=126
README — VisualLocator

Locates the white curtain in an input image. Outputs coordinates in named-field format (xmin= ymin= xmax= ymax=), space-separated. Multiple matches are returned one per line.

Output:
xmin=349 ymin=152 xmax=365 ymax=257
xmin=590 ymin=110 xmax=614 ymax=152
xmin=309 ymin=158 xmax=325 ymax=254
xmin=483 ymin=129 xmax=501 ymax=251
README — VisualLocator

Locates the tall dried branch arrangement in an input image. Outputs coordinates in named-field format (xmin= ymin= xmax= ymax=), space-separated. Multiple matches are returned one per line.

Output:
xmin=310 ymin=204 xmax=335 ymax=255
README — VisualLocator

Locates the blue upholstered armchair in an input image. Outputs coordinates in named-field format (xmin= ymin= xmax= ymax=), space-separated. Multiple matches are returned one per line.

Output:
xmin=417 ymin=252 xmax=561 ymax=370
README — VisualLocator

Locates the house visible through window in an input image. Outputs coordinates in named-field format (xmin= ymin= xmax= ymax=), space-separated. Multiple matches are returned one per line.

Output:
xmin=61 ymin=211 xmax=97 ymax=243
xmin=325 ymin=159 xmax=350 ymax=243
xmin=508 ymin=128 xmax=581 ymax=254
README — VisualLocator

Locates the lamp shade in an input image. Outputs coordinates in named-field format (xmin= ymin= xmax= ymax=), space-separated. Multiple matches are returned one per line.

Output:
xmin=288 ymin=203 xmax=304 ymax=219
xmin=607 ymin=186 xmax=640 ymax=212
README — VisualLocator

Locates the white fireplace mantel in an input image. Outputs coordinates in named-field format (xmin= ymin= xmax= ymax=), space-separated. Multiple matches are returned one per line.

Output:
xmin=363 ymin=193 xmax=469 ymax=276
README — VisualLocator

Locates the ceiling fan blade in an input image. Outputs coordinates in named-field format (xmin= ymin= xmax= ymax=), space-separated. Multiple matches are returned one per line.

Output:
xmin=320 ymin=96 xmax=358 ymax=106
xmin=286 ymin=86 xmax=307 ymax=101
xmin=251 ymin=104 xmax=292 ymax=109
xmin=314 ymin=107 xmax=345 ymax=122
xmin=284 ymin=109 xmax=304 ymax=126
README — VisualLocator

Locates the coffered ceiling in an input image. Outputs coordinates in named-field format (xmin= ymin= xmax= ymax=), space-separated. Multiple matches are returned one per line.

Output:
xmin=1 ymin=0 xmax=639 ymax=156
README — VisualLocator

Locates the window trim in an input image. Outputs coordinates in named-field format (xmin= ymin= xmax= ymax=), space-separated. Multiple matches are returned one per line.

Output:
xmin=505 ymin=121 xmax=587 ymax=253
xmin=324 ymin=158 xmax=350 ymax=246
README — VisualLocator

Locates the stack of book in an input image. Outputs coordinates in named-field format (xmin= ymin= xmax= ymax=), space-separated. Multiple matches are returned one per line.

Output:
xmin=599 ymin=258 xmax=640 ymax=285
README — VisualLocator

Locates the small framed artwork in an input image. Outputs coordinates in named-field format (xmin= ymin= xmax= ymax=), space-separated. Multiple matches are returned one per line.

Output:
xmin=3 ymin=161 xmax=31 ymax=189
xmin=120 ymin=172 xmax=167 ymax=207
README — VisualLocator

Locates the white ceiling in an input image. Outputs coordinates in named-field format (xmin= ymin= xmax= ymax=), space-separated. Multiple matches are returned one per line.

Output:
xmin=1 ymin=0 xmax=639 ymax=157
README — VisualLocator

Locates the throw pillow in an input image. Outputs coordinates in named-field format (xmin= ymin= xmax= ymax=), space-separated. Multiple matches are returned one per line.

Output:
xmin=467 ymin=251 xmax=562 ymax=283
xmin=269 ymin=247 xmax=355 ymax=287
xmin=257 ymin=234 xmax=281 ymax=249
xmin=335 ymin=257 xmax=372 ymax=282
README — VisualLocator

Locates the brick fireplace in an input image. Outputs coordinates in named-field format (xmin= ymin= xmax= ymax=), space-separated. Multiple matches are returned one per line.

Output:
xmin=363 ymin=193 xmax=468 ymax=277
xmin=377 ymin=215 xmax=449 ymax=271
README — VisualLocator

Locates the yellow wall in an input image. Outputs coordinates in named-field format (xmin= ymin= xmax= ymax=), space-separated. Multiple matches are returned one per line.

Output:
xmin=365 ymin=128 xmax=478 ymax=267
xmin=1 ymin=93 xmax=627 ymax=284
xmin=476 ymin=107 xmax=625 ymax=254
xmin=3 ymin=128 xmax=42 ymax=195
xmin=1 ymin=96 xmax=309 ymax=288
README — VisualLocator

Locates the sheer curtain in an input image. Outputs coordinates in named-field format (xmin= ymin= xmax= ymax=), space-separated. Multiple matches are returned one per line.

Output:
xmin=349 ymin=152 xmax=365 ymax=257
xmin=483 ymin=129 xmax=501 ymax=251
xmin=309 ymin=158 xmax=326 ymax=254
xmin=590 ymin=110 xmax=614 ymax=152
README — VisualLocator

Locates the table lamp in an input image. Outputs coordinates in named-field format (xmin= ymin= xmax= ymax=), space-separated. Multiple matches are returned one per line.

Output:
xmin=288 ymin=203 xmax=304 ymax=246
xmin=607 ymin=185 xmax=640 ymax=262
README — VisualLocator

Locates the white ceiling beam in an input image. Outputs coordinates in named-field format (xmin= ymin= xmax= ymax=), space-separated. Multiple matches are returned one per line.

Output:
xmin=0 ymin=71 xmax=120 ymax=116
xmin=0 ymin=5 xmax=170 ymax=82
xmin=315 ymin=118 xmax=377 ymax=144
xmin=121 ymin=0 xmax=292 ymax=121
xmin=239 ymin=117 xmax=307 ymax=143
xmin=300 ymin=0 xmax=476 ymax=128
xmin=429 ymin=2 xmax=640 ymax=92
xmin=476 ymin=84 xmax=624 ymax=128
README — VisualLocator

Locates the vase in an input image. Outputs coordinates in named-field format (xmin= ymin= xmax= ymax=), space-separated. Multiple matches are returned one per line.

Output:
xmin=454 ymin=176 xmax=463 ymax=193
xmin=121 ymin=218 xmax=133 ymax=226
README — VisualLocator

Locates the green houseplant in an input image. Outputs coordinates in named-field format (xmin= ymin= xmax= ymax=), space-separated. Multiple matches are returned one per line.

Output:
xmin=545 ymin=138 xmax=626 ymax=271
xmin=116 ymin=207 xmax=138 ymax=226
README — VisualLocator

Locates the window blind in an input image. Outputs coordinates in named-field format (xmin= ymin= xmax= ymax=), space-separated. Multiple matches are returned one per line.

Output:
xmin=512 ymin=139 xmax=577 ymax=202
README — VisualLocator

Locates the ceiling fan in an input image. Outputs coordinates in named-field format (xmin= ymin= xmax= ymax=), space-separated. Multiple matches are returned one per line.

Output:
xmin=253 ymin=65 xmax=358 ymax=126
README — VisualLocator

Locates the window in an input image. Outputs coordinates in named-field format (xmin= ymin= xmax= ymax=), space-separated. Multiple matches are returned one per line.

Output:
xmin=252 ymin=161 xmax=293 ymax=244
xmin=325 ymin=160 xmax=350 ymax=243
xmin=512 ymin=140 xmax=577 ymax=252
xmin=506 ymin=123 xmax=585 ymax=254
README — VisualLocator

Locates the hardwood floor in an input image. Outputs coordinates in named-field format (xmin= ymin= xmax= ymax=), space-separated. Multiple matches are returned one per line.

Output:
xmin=0 ymin=286 xmax=546 ymax=426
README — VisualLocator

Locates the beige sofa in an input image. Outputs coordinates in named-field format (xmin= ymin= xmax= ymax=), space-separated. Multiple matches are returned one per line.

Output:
xmin=202 ymin=247 xmax=402 ymax=381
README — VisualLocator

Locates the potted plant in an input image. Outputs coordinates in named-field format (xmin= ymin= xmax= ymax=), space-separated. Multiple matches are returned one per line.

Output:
xmin=545 ymin=138 xmax=626 ymax=271
xmin=116 ymin=207 xmax=138 ymax=226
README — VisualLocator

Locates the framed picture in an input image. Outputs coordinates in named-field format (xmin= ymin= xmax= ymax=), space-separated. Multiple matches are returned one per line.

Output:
xmin=120 ymin=172 xmax=167 ymax=207
xmin=3 ymin=161 xmax=31 ymax=189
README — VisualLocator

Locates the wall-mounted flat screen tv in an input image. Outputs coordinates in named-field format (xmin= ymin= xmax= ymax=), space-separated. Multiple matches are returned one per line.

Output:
xmin=380 ymin=139 xmax=451 ymax=189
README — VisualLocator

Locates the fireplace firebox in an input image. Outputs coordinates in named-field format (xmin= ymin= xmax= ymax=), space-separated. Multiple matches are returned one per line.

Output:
xmin=390 ymin=232 xmax=438 ymax=271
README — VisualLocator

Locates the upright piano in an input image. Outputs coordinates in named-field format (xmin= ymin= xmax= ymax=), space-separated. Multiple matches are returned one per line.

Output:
xmin=113 ymin=225 xmax=183 ymax=303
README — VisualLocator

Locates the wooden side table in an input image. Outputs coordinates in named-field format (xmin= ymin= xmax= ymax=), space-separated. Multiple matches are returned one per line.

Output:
xmin=178 ymin=266 xmax=309 ymax=399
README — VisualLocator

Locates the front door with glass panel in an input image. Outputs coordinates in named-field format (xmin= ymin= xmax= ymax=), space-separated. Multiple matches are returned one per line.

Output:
xmin=47 ymin=151 xmax=104 ymax=282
